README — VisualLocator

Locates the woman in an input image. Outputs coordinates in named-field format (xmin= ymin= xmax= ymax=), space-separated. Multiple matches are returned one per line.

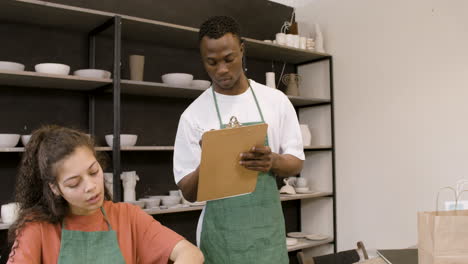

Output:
xmin=7 ymin=125 xmax=204 ymax=264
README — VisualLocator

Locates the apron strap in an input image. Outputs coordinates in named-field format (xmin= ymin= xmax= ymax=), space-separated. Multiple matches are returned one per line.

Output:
xmin=212 ymin=80 xmax=265 ymax=127
xmin=61 ymin=207 xmax=112 ymax=231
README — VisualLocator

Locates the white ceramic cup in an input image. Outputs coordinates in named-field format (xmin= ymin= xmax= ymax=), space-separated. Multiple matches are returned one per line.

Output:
xmin=292 ymin=35 xmax=300 ymax=49
xmin=275 ymin=33 xmax=286 ymax=45
xmin=300 ymin=36 xmax=307 ymax=49
xmin=286 ymin=34 xmax=295 ymax=47
xmin=266 ymin=72 xmax=276 ymax=88
xmin=1 ymin=202 xmax=19 ymax=224
xmin=296 ymin=178 xmax=308 ymax=188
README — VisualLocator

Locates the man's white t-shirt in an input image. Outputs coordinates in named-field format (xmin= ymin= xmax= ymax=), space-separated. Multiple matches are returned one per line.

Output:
xmin=173 ymin=79 xmax=305 ymax=184
xmin=172 ymin=79 xmax=305 ymax=245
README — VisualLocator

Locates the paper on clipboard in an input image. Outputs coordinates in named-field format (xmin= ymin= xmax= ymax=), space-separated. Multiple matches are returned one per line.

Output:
xmin=196 ymin=123 xmax=268 ymax=202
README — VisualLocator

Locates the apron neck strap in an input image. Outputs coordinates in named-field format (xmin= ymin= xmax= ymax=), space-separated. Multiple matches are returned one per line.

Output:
xmin=212 ymin=80 xmax=265 ymax=128
xmin=62 ymin=207 xmax=112 ymax=231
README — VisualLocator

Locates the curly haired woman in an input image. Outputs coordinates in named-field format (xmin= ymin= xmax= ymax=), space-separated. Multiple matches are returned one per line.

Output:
xmin=7 ymin=125 xmax=204 ymax=264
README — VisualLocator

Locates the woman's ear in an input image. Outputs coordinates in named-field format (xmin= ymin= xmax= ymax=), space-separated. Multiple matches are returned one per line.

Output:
xmin=49 ymin=183 xmax=61 ymax=197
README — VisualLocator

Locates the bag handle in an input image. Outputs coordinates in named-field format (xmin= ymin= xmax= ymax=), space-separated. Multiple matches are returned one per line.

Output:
xmin=436 ymin=180 xmax=468 ymax=215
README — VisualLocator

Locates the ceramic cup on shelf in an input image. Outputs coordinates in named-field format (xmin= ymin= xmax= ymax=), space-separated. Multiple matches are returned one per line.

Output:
xmin=296 ymin=177 xmax=308 ymax=188
xmin=1 ymin=202 xmax=19 ymax=224
xmin=266 ymin=72 xmax=276 ymax=89
xmin=129 ymin=55 xmax=145 ymax=81
xmin=300 ymin=36 xmax=307 ymax=49
xmin=285 ymin=34 xmax=295 ymax=47
xmin=275 ymin=33 xmax=286 ymax=45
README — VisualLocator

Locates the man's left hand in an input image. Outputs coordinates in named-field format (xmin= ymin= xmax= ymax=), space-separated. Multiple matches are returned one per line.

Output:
xmin=239 ymin=146 xmax=277 ymax=172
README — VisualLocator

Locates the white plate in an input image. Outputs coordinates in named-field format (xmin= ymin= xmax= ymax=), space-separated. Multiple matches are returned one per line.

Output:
xmin=305 ymin=234 xmax=329 ymax=241
xmin=296 ymin=190 xmax=319 ymax=194
xmin=287 ymin=232 xmax=308 ymax=238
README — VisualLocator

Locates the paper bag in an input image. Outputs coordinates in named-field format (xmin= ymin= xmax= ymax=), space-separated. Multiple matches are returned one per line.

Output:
xmin=418 ymin=210 xmax=468 ymax=264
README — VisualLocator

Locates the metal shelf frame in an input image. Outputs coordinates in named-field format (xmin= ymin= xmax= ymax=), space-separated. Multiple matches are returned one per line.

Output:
xmin=294 ymin=55 xmax=337 ymax=253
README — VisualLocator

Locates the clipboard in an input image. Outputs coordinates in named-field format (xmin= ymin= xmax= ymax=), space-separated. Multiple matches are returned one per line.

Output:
xmin=197 ymin=121 xmax=268 ymax=202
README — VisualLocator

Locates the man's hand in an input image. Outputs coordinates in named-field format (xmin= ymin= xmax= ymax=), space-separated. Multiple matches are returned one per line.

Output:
xmin=239 ymin=146 xmax=277 ymax=172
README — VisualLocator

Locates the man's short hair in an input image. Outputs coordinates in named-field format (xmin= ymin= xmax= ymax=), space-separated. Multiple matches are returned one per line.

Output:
xmin=199 ymin=16 xmax=242 ymax=43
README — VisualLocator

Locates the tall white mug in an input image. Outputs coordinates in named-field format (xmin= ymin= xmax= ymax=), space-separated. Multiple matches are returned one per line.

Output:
xmin=266 ymin=72 xmax=276 ymax=88
xmin=275 ymin=33 xmax=286 ymax=45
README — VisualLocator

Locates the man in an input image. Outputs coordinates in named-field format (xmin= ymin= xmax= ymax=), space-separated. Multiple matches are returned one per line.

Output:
xmin=173 ymin=16 xmax=304 ymax=263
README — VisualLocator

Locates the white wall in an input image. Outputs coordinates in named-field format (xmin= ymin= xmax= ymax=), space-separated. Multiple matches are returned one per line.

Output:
xmin=294 ymin=0 xmax=468 ymax=254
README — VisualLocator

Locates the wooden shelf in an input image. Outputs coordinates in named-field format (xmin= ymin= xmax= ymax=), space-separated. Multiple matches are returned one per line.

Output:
xmin=0 ymin=71 xmax=328 ymax=106
xmin=0 ymin=192 xmax=331 ymax=230
xmin=0 ymin=70 xmax=110 ymax=90
xmin=95 ymin=146 xmax=174 ymax=151
xmin=289 ymin=96 xmax=330 ymax=107
xmin=280 ymin=192 xmax=333 ymax=202
xmin=120 ymin=80 xmax=206 ymax=98
xmin=304 ymin=145 xmax=333 ymax=151
xmin=244 ymin=38 xmax=330 ymax=64
xmin=0 ymin=0 xmax=330 ymax=64
xmin=0 ymin=147 xmax=24 ymax=152
xmin=287 ymin=238 xmax=334 ymax=252
xmin=144 ymin=205 xmax=204 ymax=215
xmin=0 ymin=222 xmax=10 ymax=230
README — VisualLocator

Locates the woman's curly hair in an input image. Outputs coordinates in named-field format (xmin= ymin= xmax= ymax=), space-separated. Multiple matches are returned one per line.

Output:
xmin=7 ymin=125 xmax=111 ymax=259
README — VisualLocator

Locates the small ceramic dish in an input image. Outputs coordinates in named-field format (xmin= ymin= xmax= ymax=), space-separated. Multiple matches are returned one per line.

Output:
xmin=286 ymin=237 xmax=298 ymax=246
xmin=305 ymin=234 xmax=329 ymax=241
xmin=287 ymin=232 xmax=309 ymax=238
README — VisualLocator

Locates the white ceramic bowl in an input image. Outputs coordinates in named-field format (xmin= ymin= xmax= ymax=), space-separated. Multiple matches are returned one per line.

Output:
xmin=161 ymin=196 xmax=181 ymax=206
xmin=1 ymin=202 xmax=19 ymax=224
xmin=21 ymin=135 xmax=31 ymax=146
xmin=191 ymin=79 xmax=211 ymax=89
xmin=127 ymin=200 xmax=145 ymax=209
xmin=169 ymin=190 xmax=180 ymax=196
xmin=161 ymin=73 xmax=193 ymax=87
xmin=139 ymin=198 xmax=161 ymax=208
xmin=0 ymin=61 xmax=25 ymax=72
xmin=105 ymin=134 xmax=138 ymax=147
xmin=73 ymin=69 xmax=111 ymax=79
xmin=35 ymin=63 xmax=70 ymax=75
xmin=0 ymin=134 xmax=20 ymax=148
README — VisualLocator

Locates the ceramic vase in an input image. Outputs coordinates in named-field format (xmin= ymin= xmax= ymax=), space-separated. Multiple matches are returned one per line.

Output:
xmin=282 ymin=73 xmax=301 ymax=96
xmin=314 ymin=24 xmax=325 ymax=53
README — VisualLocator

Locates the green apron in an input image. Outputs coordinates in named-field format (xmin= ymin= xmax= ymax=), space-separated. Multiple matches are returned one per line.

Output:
xmin=200 ymin=85 xmax=288 ymax=263
xmin=57 ymin=207 xmax=126 ymax=264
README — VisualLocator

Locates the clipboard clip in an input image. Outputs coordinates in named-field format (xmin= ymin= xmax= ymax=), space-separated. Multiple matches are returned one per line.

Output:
xmin=226 ymin=116 xmax=242 ymax=129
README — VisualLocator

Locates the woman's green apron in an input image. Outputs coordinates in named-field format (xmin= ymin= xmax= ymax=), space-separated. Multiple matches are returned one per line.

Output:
xmin=57 ymin=207 xmax=126 ymax=264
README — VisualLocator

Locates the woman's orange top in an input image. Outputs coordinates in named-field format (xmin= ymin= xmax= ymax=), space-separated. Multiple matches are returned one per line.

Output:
xmin=7 ymin=201 xmax=184 ymax=264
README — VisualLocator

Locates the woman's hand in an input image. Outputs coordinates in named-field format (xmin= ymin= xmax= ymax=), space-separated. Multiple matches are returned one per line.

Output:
xmin=170 ymin=240 xmax=204 ymax=263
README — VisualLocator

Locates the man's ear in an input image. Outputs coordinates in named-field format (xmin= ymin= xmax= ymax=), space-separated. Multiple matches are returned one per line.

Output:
xmin=49 ymin=183 xmax=61 ymax=197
